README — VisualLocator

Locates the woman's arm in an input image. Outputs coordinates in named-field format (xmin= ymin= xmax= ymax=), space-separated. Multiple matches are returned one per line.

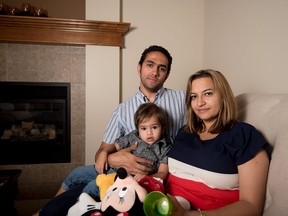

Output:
xmin=169 ymin=149 xmax=270 ymax=216
xmin=212 ymin=149 xmax=269 ymax=216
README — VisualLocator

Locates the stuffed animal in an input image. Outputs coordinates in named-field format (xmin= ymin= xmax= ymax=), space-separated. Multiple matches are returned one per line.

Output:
xmin=68 ymin=168 xmax=165 ymax=216
xmin=96 ymin=172 xmax=117 ymax=200
xmin=138 ymin=176 xmax=164 ymax=194
xmin=68 ymin=192 xmax=102 ymax=216
xmin=100 ymin=168 xmax=147 ymax=215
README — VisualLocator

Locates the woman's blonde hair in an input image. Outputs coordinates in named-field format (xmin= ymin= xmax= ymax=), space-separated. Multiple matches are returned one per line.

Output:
xmin=185 ymin=69 xmax=238 ymax=134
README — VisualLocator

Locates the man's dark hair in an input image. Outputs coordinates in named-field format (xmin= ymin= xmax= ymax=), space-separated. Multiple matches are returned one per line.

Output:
xmin=138 ymin=45 xmax=173 ymax=74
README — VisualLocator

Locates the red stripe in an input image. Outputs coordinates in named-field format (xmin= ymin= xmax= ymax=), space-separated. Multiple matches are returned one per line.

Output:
xmin=166 ymin=174 xmax=239 ymax=210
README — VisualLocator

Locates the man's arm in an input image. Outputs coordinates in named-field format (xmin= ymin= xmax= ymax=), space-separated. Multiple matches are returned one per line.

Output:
xmin=94 ymin=142 xmax=117 ymax=173
xmin=107 ymin=142 xmax=154 ymax=175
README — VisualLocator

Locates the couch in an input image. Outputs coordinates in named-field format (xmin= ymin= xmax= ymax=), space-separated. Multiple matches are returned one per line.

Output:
xmin=236 ymin=93 xmax=288 ymax=216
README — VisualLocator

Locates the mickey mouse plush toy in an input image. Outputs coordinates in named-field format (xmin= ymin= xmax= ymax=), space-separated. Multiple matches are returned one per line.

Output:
xmin=99 ymin=167 xmax=147 ymax=215
xmin=68 ymin=167 xmax=164 ymax=216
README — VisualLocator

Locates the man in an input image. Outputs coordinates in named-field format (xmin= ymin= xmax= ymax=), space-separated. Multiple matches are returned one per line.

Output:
xmin=37 ymin=45 xmax=186 ymax=216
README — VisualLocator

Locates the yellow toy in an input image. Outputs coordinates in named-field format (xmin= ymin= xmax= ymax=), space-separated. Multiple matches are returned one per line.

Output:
xmin=96 ymin=172 xmax=117 ymax=200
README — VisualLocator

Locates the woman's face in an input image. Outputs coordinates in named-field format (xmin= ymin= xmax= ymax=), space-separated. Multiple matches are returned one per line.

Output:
xmin=190 ymin=77 xmax=222 ymax=128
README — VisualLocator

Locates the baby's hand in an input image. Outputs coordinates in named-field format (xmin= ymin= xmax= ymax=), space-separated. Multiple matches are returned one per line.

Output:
xmin=133 ymin=173 xmax=147 ymax=182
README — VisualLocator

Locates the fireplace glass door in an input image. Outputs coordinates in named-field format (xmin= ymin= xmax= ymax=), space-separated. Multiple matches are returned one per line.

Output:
xmin=0 ymin=82 xmax=71 ymax=165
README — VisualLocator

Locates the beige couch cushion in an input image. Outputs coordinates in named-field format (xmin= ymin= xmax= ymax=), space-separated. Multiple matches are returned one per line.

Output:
xmin=236 ymin=93 xmax=288 ymax=216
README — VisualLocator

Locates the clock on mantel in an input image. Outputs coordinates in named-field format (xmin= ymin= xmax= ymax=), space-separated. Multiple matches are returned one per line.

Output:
xmin=0 ymin=15 xmax=130 ymax=47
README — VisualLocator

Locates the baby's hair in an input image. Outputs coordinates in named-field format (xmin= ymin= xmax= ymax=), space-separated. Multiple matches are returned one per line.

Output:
xmin=134 ymin=103 xmax=167 ymax=134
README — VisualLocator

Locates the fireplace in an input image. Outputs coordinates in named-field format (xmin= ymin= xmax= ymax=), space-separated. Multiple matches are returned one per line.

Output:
xmin=0 ymin=81 xmax=71 ymax=165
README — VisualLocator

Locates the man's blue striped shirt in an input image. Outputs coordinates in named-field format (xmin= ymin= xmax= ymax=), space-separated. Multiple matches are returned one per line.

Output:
xmin=102 ymin=88 xmax=186 ymax=144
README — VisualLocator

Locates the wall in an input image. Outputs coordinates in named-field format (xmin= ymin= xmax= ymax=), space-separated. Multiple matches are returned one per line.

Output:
xmin=85 ymin=1 xmax=121 ymax=164
xmin=204 ymin=0 xmax=288 ymax=95
xmin=121 ymin=0 xmax=204 ymax=101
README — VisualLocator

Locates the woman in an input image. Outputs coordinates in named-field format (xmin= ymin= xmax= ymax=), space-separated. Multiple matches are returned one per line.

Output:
xmin=166 ymin=69 xmax=270 ymax=216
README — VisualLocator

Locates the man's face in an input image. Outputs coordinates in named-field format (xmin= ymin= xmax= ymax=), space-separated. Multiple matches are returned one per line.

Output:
xmin=138 ymin=51 xmax=169 ymax=93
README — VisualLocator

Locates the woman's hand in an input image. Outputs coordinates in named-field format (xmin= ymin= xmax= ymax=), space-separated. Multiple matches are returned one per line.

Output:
xmin=108 ymin=142 xmax=153 ymax=175
xmin=167 ymin=194 xmax=195 ymax=216
xmin=167 ymin=194 xmax=187 ymax=216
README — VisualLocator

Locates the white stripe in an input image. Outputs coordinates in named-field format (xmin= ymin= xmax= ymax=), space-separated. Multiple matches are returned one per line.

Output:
xmin=168 ymin=158 xmax=239 ymax=190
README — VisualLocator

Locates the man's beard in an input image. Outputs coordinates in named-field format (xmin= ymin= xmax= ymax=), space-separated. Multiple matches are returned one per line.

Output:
xmin=142 ymin=81 xmax=162 ymax=92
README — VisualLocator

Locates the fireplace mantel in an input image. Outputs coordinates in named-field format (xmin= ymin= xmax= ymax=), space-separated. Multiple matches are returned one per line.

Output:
xmin=0 ymin=15 xmax=130 ymax=47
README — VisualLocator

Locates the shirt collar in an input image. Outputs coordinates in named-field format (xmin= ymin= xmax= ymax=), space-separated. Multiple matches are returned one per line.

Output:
xmin=136 ymin=87 xmax=165 ymax=103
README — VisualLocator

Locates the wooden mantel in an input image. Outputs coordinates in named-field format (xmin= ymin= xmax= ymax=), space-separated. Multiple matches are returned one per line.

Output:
xmin=0 ymin=15 xmax=130 ymax=47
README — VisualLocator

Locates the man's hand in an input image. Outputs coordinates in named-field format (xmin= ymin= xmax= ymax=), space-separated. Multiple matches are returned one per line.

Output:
xmin=108 ymin=142 xmax=153 ymax=175
xmin=94 ymin=142 xmax=117 ymax=174
xmin=95 ymin=151 xmax=108 ymax=174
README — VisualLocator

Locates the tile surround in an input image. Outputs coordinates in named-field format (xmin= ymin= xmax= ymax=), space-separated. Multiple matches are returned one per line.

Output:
xmin=0 ymin=43 xmax=86 ymax=199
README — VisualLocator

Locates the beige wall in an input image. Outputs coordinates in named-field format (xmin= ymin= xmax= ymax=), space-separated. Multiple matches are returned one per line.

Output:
xmin=85 ymin=1 xmax=121 ymax=164
xmin=204 ymin=0 xmax=288 ymax=95
xmin=121 ymin=0 xmax=204 ymax=101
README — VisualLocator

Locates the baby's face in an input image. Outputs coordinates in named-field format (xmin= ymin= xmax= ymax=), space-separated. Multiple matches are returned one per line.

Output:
xmin=138 ymin=116 xmax=162 ymax=144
